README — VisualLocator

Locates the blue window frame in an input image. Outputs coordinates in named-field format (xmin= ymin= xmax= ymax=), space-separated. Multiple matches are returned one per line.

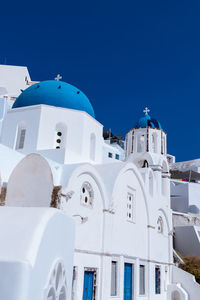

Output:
xmin=124 ymin=263 xmax=133 ymax=300
xmin=83 ymin=271 xmax=94 ymax=300
xmin=115 ymin=154 xmax=119 ymax=160
xmin=108 ymin=152 xmax=113 ymax=158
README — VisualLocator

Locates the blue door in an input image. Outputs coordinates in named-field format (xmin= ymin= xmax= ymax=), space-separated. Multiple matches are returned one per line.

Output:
xmin=124 ymin=263 xmax=133 ymax=300
xmin=83 ymin=271 xmax=94 ymax=300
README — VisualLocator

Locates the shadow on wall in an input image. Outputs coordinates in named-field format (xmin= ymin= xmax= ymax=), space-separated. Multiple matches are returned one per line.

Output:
xmin=188 ymin=205 xmax=200 ymax=214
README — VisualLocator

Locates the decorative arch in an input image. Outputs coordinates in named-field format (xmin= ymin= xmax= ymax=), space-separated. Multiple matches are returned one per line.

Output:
xmin=44 ymin=259 xmax=67 ymax=300
xmin=110 ymin=162 xmax=151 ymax=263
xmin=62 ymin=163 xmax=108 ymax=210
xmin=54 ymin=122 xmax=67 ymax=149
xmin=167 ymin=284 xmax=188 ymax=300
xmin=112 ymin=162 xmax=150 ymax=225
xmin=132 ymin=153 xmax=154 ymax=169
xmin=157 ymin=208 xmax=171 ymax=235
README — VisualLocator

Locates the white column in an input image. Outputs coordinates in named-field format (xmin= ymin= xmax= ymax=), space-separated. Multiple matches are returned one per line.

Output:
xmin=119 ymin=255 xmax=124 ymax=299
xmin=134 ymin=258 xmax=139 ymax=300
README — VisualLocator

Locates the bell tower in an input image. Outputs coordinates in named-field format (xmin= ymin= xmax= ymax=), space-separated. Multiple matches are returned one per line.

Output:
xmin=125 ymin=108 xmax=170 ymax=198
xmin=125 ymin=107 xmax=167 ymax=165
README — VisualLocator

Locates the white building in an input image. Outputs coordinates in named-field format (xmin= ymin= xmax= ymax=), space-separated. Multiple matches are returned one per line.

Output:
xmin=0 ymin=66 xmax=199 ymax=300
xmin=169 ymin=159 xmax=200 ymax=262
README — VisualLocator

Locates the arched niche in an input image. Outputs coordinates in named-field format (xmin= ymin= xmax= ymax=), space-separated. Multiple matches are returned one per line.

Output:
xmin=6 ymin=154 xmax=54 ymax=207
xmin=172 ymin=290 xmax=181 ymax=300
xmin=90 ymin=133 xmax=96 ymax=161
xmin=152 ymin=132 xmax=158 ymax=153
xmin=156 ymin=209 xmax=169 ymax=236
xmin=54 ymin=122 xmax=67 ymax=149
xmin=137 ymin=133 xmax=145 ymax=153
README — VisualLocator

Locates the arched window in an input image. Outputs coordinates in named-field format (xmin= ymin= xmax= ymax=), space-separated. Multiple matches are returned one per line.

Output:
xmin=142 ymin=160 xmax=149 ymax=168
xmin=54 ymin=123 xmax=67 ymax=149
xmin=137 ymin=134 xmax=145 ymax=153
xmin=172 ymin=291 xmax=181 ymax=300
xmin=80 ymin=182 xmax=94 ymax=207
xmin=90 ymin=133 xmax=96 ymax=161
xmin=161 ymin=135 xmax=166 ymax=155
xmin=15 ymin=122 xmax=26 ymax=150
xmin=152 ymin=133 xmax=157 ymax=153
xmin=44 ymin=260 xmax=67 ymax=300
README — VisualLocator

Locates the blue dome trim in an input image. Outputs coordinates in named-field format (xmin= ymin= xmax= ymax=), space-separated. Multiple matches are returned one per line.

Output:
xmin=135 ymin=115 xmax=162 ymax=129
xmin=12 ymin=80 xmax=95 ymax=118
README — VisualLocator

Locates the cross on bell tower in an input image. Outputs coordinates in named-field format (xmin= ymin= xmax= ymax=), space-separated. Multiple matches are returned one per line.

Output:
xmin=54 ymin=74 xmax=62 ymax=81
xmin=143 ymin=107 xmax=150 ymax=115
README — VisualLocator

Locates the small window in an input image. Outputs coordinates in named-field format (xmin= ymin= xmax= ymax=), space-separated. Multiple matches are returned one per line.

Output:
xmin=157 ymin=217 xmax=163 ymax=233
xmin=127 ymin=192 xmax=135 ymax=222
xmin=111 ymin=261 xmax=117 ymax=296
xmin=139 ymin=265 xmax=145 ymax=295
xmin=80 ymin=182 xmax=94 ymax=207
xmin=115 ymin=154 xmax=119 ymax=160
xmin=72 ymin=266 xmax=77 ymax=300
xmin=108 ymin=152 xmax=113 ymax=158
xmin=16 ymin=127 xmax=26 ymax=150
xmin=55 ymin=123 xmax=67 ymax=149
xmin=18 ymin=129 xmax=26 ymax=149
xmin=155 ymin=266 xmax=161 ymax=294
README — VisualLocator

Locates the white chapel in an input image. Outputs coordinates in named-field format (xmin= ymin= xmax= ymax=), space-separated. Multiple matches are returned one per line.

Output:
xmin=0 ymin=64 xmax=199 ymax=300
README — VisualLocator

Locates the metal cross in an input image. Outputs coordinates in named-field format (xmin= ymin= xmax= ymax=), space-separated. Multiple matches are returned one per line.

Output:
xmin=54 ymin=74 xmax=62 ymax=81
xmin=143 ymin=107 xmax=150 ymax=115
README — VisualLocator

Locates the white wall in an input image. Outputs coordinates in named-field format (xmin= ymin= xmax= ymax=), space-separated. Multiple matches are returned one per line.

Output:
xmin=1 ymin=104 xmax=106 ymax=164
xmin=58 ymin=162 xmax=172 ymax=300
xmin=172 ymin=266 xmax=200 ymax=300
xmin=37 ymin=105 xmax=103 ymax=164
xmin=174 ymin=226 xmax=200 ymax=257
xmin=102 ymin=142 xmax=124 ymax=163
xmin=0 ymin=65 xmax=31 ymax=97
xmin=1 ymin=105 xmax=41 ymax=152
xmin=0 ymin=207 xmax=75 ymax=300
xmin=171 ymin=180 xmax=200 ymax=214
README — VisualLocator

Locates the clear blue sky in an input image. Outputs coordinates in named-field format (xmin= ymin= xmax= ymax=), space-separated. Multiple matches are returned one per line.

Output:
xmin=1 ymin=0 xmax=200 ymax=162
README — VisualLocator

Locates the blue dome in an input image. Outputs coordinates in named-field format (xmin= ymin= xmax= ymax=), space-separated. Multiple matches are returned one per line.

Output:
xmin=13 ymin=80 xmax=95 ymax=118
xmin=135 ymin=114 xmax=162 ymax=129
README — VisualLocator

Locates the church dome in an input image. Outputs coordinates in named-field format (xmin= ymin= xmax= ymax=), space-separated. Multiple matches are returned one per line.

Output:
xmin=135 ymin=113 xmax=162 ymax=129
xmin=12 ymin=80 xmax=95 ymax=118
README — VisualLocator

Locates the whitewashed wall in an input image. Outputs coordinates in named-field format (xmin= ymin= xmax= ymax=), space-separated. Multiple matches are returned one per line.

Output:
xmin=6 ymin=154 xmax=53 ymax=207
